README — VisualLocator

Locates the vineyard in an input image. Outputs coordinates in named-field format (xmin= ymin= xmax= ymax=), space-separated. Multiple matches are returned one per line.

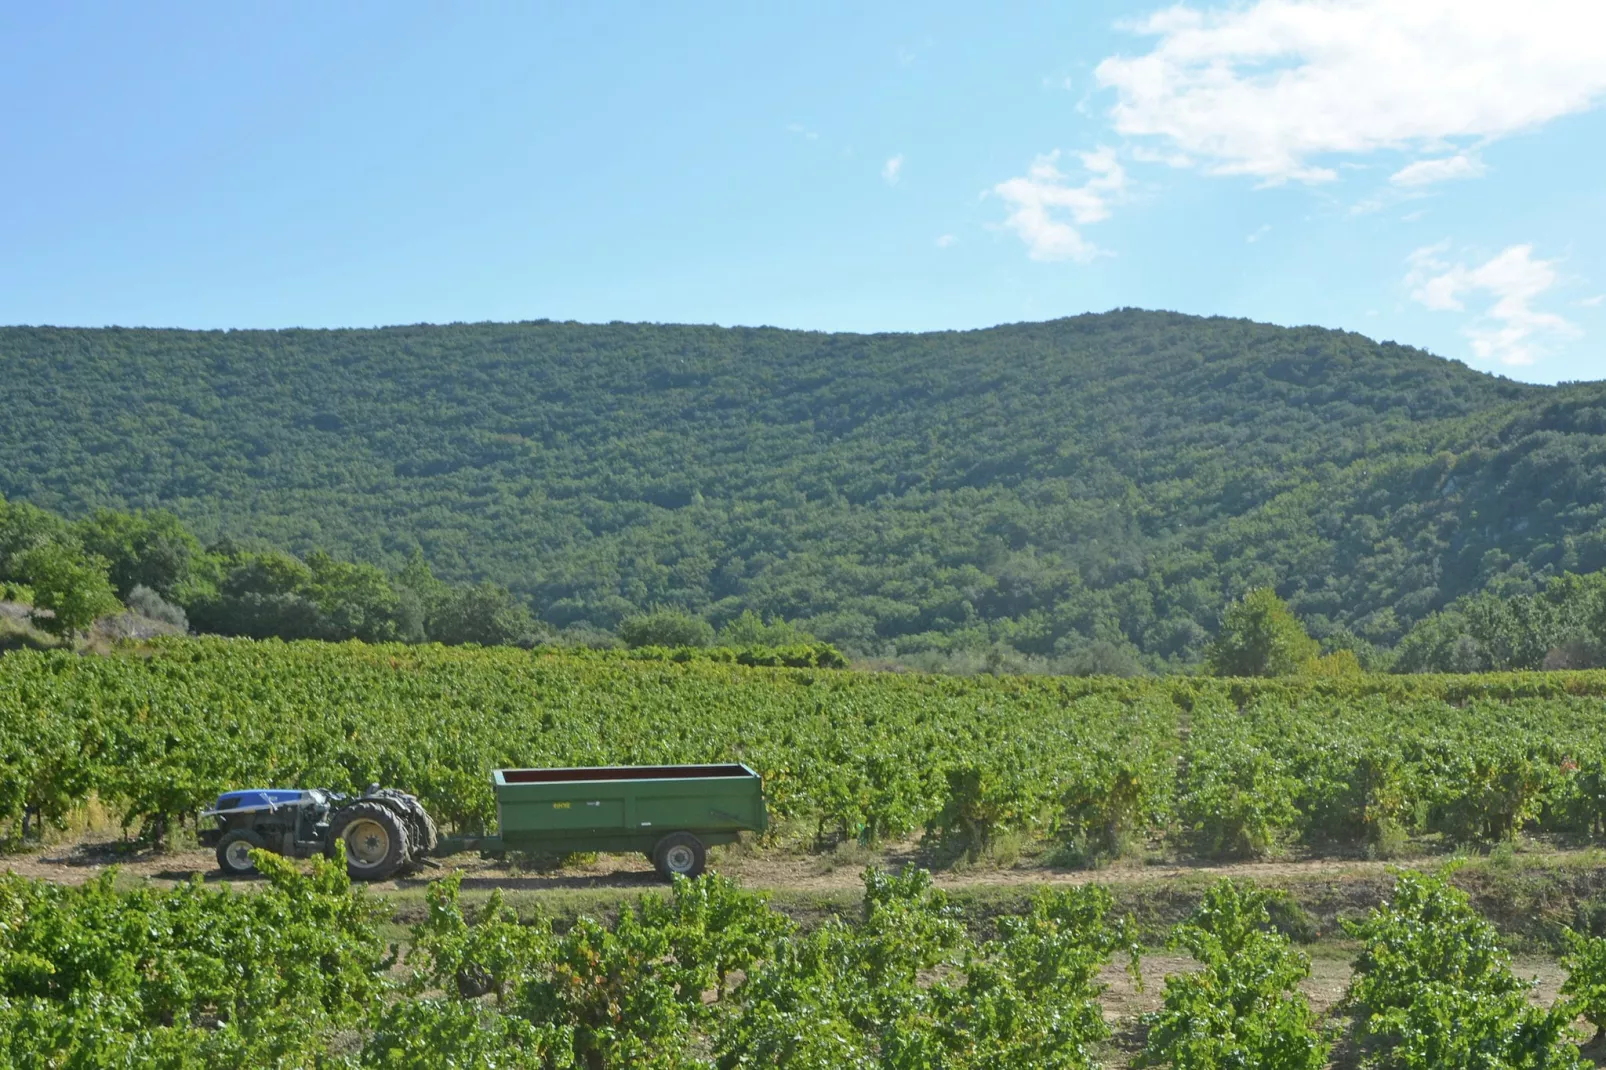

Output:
xmin=5 ymin=853 xmax=1606 ymax=1067
xmin=6 ymin=639 xmax=1606 ymax=862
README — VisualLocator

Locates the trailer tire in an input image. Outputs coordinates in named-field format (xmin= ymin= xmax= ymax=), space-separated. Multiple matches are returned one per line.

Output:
xmin=652 ymin=832 xmax=706 ymax=880
xmin=216 ymin=829 xmax=265 ymax=877
xmin=329 ymin=801 xmax=411 ymax=881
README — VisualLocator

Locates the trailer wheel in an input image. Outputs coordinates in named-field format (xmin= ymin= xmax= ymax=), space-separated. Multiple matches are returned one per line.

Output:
xmin=329 ymin=802 xmax=411 ymax=881
xmin=216 ymin=829 xmax=265 ymax=877
xmin=652 ymin=832 xmax=706 ymax=880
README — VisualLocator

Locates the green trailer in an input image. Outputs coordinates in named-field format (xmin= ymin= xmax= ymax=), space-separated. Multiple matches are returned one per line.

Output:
xmin=436 ymin=763 xmax=769 ymax=879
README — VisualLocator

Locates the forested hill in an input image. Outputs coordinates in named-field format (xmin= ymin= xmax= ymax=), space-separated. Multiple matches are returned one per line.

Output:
xmin=3 ymin=310 xmax=1604 ymax=667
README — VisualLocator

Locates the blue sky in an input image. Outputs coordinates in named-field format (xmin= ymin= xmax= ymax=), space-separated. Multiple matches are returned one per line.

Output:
xmin=2 ymin=1 xmax=1603 ymax=384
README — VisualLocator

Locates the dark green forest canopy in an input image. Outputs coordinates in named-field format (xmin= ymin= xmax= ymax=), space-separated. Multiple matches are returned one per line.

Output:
xmin=3 ymin=310 xmax=1604 ymax=666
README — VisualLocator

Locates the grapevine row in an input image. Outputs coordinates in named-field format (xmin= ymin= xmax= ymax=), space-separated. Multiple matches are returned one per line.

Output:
xmin=5 ymin=858 xmax=1606 ymax=1067
xmin=6 ymin=638 xmax=1606 ymax=859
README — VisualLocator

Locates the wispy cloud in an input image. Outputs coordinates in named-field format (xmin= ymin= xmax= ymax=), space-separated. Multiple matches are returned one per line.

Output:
xmin=935 ymin=234 xmax=956 ymax=249
xmin=1390 ymin=154 xmax=1486 ymax=187
xmin=1246 ymin=224 xmax=1271 ymax=244
xmin=786 ymin=122 xmax=819 ymax=141
xmin=993 ymin=147 xmax=1126 ymax=262
xmin=882 ymin=154 xmax=905 ymax=186
xmin=1406 ymin=242 xmax=1580 ymax=366
xmin=1580 ymin=294 xmax=1605 ymax=308
xmin=1096 ymin=0 xmax=1606 ymax=185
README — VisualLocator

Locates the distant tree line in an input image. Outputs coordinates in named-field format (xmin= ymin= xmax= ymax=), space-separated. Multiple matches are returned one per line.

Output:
xmin=0 ymin=495 xmax=543 ymax=648
xmin=0 ymin=493 xmax=833 ymax=656
xmin=7 ymin=491 xmax=1606 ymax=677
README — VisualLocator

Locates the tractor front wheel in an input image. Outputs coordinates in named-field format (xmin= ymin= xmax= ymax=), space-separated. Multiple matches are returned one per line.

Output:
xmin=216 ymin=829 xmax=265 ymax=877
xmin=329 ymin=802 xmax=411 ymax=881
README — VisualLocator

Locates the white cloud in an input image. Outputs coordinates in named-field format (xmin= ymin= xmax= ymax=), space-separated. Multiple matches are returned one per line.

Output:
xmin=935 ymin=234 xmax=956 ymax=248
xmin=1581 ymin=294 xmax=1605 ymax=308
xmin=1129 ymin=145 xmax=1193 ymax=168
xmin=993 ymin=147 xmax=1127 ymax=262
xmin=882 ymin=154 xmax=905 ymax=186
xmin=786 ymin=122 xmax=819 ymax=141
xmin=1406 ymin=242 xmax=1580 ymax=366
xmin=1246 ymin=224 xmax=1271 ymax=243
xmin=1390 ymin=154 xmax=1486 ymax=187
xmin=1096 ymin=0 xmax=1606 ymax=184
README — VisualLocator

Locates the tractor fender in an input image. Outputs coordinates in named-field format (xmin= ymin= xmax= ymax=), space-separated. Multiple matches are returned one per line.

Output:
xmin=358 ymin=789 xmax=438 ymax=859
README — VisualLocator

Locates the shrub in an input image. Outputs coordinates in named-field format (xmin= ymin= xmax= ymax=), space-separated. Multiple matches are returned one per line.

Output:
xmin=618 ymin=608 xmax=715 ymax=649
xmin=1560 ymin=929 xmax=1606 ymax=1042
xmin=930 ymin=757 xmax=1050 ymax=858
xmin=126 ymin=584 xmax=189 ymax=630
xmin=1139 ymin=880 xmax=1329 ymax=1069
xmin=1344 ymin=868 xmax=1585 ymax=1069
xmin=1176 ymin=734 xmax=1299 ymax=858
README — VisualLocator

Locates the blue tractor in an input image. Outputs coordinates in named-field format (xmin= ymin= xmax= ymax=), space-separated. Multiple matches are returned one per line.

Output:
xmin=198 ymin=784 xmax=438 ymax=881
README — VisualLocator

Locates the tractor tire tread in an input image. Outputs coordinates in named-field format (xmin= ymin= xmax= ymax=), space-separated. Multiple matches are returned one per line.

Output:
xmin=216 ymin=829 xmax=266 ymax=877
xmin=328 ymin=801 xmax=411 ymax=881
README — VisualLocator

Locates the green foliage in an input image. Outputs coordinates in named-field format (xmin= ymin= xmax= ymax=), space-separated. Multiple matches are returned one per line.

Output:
xmin=427 ymin=580 xmax=546 ymax=647
xmin=1425 ymin=737 xmax=1558 ymax=843
xmin=73 ymin=507 xmax=203 ymax=600
xmin=0 ymin=848 xmax=392 ymax=1066
xmin=1397 ymin=572 xmax=1606 ymax=673
xmin=1058 ymin=730 xmax=1174 ymax=861
xmin=931 ymin=757 xmax=1051 ymax=857
xmin=405 ymin=872 xmax=550 ymax=1002
xmin=1062 ymin=639 xmax=1147 ymax=678
xmin=719 ymin=610 xmax=816 ymax=647
xmin=1205 ymin=589 xmax=1319 ymax=678
xmin=11 ymin=540 xmax=122 ymax=636
xmin=5 ymin=314 xmax=1603 ymax=667
xmin=0 ymin=494 xmax=70 ymax=574
xmin=361 ymin=998 xmax=569 ymax=1068
xmin=11 ymin=637 xmax=1606 ymax=856
xmin=1176 ymin=724 xmax=1300 ymax=858
xmin=1560 ymin=929 xmax=1606 ymax=1041
xmin=1344 ymin=868 xmax=1586 ymax=1069
xmin=716 ymin=866 xmax=1134 ymax=1068
xmin=1139 ymin=880 xmax=1328 ymax=1069
xmin=619 ymin=608 xmax=716 ymax=649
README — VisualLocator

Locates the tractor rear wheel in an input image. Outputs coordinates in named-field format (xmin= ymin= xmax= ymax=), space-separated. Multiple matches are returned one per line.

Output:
xmin=329 ymin=802 xmax=411 ymax=881
xmin=216 ymin=829 xmax=265 ymax=877
xmin=652 ymin=832 xmax=707 ymax=880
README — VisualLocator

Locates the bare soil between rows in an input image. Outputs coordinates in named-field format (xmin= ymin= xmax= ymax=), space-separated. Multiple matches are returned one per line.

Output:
xmin=0 ymin=834 xmax=1471 ymax=893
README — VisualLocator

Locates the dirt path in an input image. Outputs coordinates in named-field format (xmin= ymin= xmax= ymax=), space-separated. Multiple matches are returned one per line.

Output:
xmin=0 ymin=837 xmax=1435 ymax=893
xmin=6 ymin=834 xmax=1598 ymax=897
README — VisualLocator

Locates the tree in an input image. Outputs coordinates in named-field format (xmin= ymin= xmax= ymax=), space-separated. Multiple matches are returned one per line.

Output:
xmin=305 ymin=550 xmax=405 ymax=643
xmin=1205 ymin=589 xmax=1319 ymax=677
xmin=428 ymin=583 xmax=544 ymax=647
xmin=618 ymin=608 xmax=715 ymax=649
xmin=12 ymin=542 xmax=122 ymax=636
xmin=393 ymin=550 xmax=449 ymax=644
xmin=72 ymin=508 xmax=202 ymax=600
xmin=716 ymin=609 xmax=814 ymax=647
xmin=0 ymin=494 xmax=69 ymax=575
